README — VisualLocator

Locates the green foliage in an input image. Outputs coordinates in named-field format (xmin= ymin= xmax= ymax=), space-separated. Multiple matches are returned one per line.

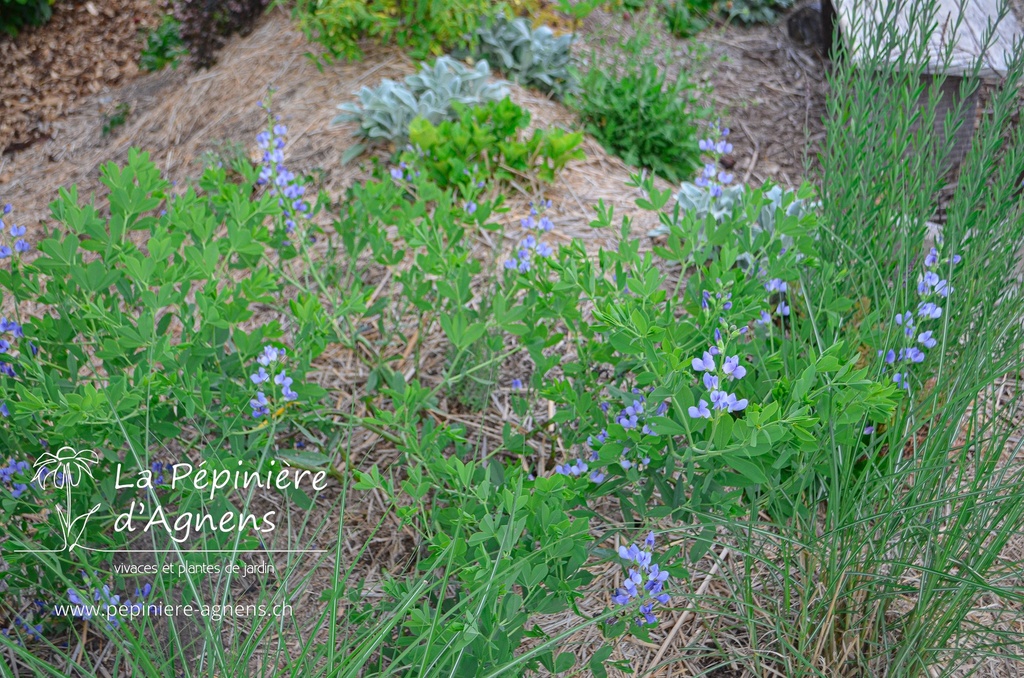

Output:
xmin=403 ymin=98 xmax=585 ymax=189
xmin=660 ymin=0 xmax=712 ymax=37
xmin=721 ymin=0 xmax=793 ymax=24
xmin=0 ymin=148 xmax=330 ymax=630
xmin=474 ymin=16 xmax=576 ymax=98
xmin=503 ymin=176 xmax=897 ymax=526
xmin=551 ymin=0 xmax=601 ymax=26
xmin=139 ymin=15 xmax=186 ymax=72
xmin=292 ymin=0 xmax=492 ymax=62
xmin=101 ymin=102 xmax=132 ymax=137
xmin=0 ymin=0 xmax=53 ymax=36
xmin=334 ymin=56 xmax=509 ymax=159
xmin=570 ymin=55 xmax=708 ymax=183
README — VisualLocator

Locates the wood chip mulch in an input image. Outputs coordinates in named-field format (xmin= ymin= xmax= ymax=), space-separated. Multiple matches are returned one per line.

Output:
xmin=0 ymin=0 xmax=160 ymax=155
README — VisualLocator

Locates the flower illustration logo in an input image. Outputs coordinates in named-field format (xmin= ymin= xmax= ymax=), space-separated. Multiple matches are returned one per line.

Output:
xmin=31 ymin=446 xmax=102 ymax=551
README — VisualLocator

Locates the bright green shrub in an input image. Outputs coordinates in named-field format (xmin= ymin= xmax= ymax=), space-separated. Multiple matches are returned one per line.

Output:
xmin=402 ymin=98 xmax=584 ymax=190
xmin=292 ymin=0 xmax=492 ymax=61
xmin=139 ymin=15 xmax=187 ymax=72
xmin=660 ymin=0 xmax=712 ymax=37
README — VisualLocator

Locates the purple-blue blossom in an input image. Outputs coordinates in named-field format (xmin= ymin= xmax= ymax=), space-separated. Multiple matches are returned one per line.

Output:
xmin=554 ymin=458 xmax=589 ymax=477
xmin=611 ymin=535 xmax=671 ymax=627
xmin=688 ymin=399 xmax=711 ymax=419
xmin=257 ymin=345 xmax=285 ymax=366
xmin=722 ymin=355 xmax=746 ymax=380
xmin=249 ymin=392 xmax=270 ymax=418
xmin=691 ymin=351 xmax=716 ymax=372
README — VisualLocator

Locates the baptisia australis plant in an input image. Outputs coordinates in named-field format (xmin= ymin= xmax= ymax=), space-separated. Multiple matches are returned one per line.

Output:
xmin=249 ymin=345 xmax=299 ymax=419
xmin=878 ymin=243 xmax=961 ymax=393
xmin=611 ymin=532 xmax=671 ymax=627
xmin=504 ymin=199 xmax=556 ymax=273
xmin=554 ymin=388 xmax=671 ymax=483
xmin=255 ymin=107 xmax=314 ymax=247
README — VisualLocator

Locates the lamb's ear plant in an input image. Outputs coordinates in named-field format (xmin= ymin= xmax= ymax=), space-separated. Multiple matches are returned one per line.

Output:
xmin=473 ymin=16 xmax=577 ymax=98
xmin=334 ymin=56 xmax=509 ymax=161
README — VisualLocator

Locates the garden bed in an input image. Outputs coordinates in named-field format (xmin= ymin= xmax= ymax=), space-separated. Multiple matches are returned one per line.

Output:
xmin=0 ymin=1 xmax=1023 ymax=676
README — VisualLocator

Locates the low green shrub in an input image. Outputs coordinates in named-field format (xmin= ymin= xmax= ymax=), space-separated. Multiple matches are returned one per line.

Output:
xmin=570 ymin=54 xmax=708 ymax=183
xmin=0 ymin=0 xmax=54 ymax=36
xmin=660 ymin=0 xmax=712 ymax=37
xmin=139 ymin=14 xmax=187 ymax=72
xmin=292 ymin=0 xmax=492 ymax=62
xmin=721 ymin=0 xmax=794 ymax=24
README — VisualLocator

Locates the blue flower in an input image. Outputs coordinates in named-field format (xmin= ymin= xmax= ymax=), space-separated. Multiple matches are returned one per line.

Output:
xmin=249 ymin=392 xmax=270 ymax=418
xmin=918 ymin=331 xmax=937 ymax=348
xmin=275 ymin=371 xmax=297 ymax=401
xmin=688 ymin=399 xmax=711 ymax=419
xmin=900 ymin=347 xmax=925 ymax=363
xmin=918 ymin=302 xmax=942 ymax=319
xmin=722 ymin=355 xmax=746 ymax=380
xmin=250 ymin=367 xmax=269 ymax=384
xmin=554 ymin=459 xmax=588 ymax=476
xmin=511 ymin=379 xmax=523 ymax=390
xmin=691 ymin=351 xmax=716 ymax=372
xmin=710 ymin=390 xmax=747 ymax=412
xmin=611 ymin=537 xmax=671 ymax=626
xmin=257 ymin=346 xmax=285 ymax=366
xmin=464 ymin=201 xmax=477 ymax=215
xmin=0 ymin=402 xmax=9 ymax=417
